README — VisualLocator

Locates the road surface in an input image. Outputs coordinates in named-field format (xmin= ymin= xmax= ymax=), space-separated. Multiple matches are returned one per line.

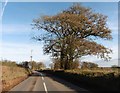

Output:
xmin=9 ymin=71 xmax=89 ymax=93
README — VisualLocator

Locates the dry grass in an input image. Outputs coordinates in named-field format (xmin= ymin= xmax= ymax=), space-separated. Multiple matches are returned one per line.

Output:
xmin=1 ymin=65 xmax=29 ymax=91
xmin=2 ymin=66 xmax=28 ymax=81
xmin=65 ymin=68 xmax=120 ymax=77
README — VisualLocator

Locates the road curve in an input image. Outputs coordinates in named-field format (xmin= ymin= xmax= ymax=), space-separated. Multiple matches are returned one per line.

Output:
xmin=9 ymin=71 xmax=90 ymax=93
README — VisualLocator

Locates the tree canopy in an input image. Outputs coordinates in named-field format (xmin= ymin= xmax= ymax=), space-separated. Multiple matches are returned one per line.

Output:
xmin=32 ymin=3 xmax=112 ymax=70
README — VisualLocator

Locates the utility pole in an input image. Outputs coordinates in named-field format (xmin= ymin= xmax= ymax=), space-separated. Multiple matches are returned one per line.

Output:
xmin=30 ymin=49 xmax=33 ymax=70
xmin=30 ymin=49 xmax=33 ymax=62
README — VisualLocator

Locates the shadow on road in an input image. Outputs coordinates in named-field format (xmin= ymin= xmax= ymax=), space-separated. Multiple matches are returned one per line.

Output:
xmin=33 ymin=71 xmax=90 ymax=93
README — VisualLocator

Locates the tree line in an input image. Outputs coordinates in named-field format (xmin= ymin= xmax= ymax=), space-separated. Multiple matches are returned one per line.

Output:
xmin=1 ymin=60 xmax=46 ymax=70
xmin=49 ymin=60 xmax=98 ymax=70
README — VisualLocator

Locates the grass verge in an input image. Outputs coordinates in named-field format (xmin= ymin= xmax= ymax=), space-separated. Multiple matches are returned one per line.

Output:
xmin=1 ymin=65 xmax=30 ymax=92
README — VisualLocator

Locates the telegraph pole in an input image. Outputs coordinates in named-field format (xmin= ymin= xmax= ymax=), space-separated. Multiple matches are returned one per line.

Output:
xmin=30 ymin=49 xmax=33 ymax=70
xmin=30 ymin=49 xmax=33 ymax=62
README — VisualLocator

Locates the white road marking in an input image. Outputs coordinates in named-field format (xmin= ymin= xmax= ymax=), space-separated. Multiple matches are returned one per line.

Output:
xmin=42 ymin=76 xmax=44 ymax=80
xmin=43 ymin=82 xmax=48 ymax=93
xmin=40 ymin=72 xmax=48 ymax=93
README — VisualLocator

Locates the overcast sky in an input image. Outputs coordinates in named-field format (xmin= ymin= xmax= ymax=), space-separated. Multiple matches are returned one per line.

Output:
xmin=1 ymin=2 xmax=118 ymax=67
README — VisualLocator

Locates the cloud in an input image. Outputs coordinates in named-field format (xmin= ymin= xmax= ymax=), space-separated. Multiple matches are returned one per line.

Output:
xmin=2 ymin=24 xmax=32 ymax=34
xmin=107 ymin=21 xmax=118 ymax=35
xmin=1 ymin=42 xmax=50 ymax=66
xmin=96 ymin=59 xmax=118 ymax=67
xmin=111 ymin=45 xmax=118 ymax=59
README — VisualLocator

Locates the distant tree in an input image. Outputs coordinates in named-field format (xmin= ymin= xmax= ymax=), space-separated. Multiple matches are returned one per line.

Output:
xmin=29 ymin=61 xmax=46 ymax=70
xmin=30 ymin=61 xmax=37 ymax=70
xmin=88 ymin=62 xmax=98 ymax=68
xmin=111 ymin=65 xmax=119 ymax=68
xmin=32 ymin=3 xmax=112 ymax=70
xmin=49 ymin=63 xmax=54 ymax=69
xmin=81 ymin=62 xmax=88 ymax=69
xmin=21 ymin=61 xmax=29 ymax=68
xmin=81 ymin=62 xmax=98 ymax=69
xmin=37 ymin=62 xmax=46 ymax=70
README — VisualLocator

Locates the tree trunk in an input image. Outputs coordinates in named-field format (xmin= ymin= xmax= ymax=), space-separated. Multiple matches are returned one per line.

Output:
xmin=60 ymin=51 xmax=64 ymax=69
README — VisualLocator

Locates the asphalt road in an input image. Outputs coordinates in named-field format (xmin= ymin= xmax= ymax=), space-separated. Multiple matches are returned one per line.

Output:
xmin=9 ymin=71 xmax=89 ymax=93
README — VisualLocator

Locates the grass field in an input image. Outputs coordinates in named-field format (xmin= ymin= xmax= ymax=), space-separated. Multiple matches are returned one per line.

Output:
xmin=41 ymin=67 xmax=120 ymax=92
xmin=65 ymin=67 xmax=120 ymax=77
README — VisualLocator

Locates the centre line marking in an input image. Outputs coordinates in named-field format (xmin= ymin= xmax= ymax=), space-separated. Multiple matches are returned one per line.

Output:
xmin=43 ymin=82 xmax=48 ymax=93
xmin=42 ymin=76 xmax=44 ymax=80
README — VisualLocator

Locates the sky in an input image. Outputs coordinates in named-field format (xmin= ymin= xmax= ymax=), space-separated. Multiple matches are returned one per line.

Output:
xmin=0 ymin=2 xmax=119 ymax=67
xmin=1 ymin=0 xmax=120 ymax=2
